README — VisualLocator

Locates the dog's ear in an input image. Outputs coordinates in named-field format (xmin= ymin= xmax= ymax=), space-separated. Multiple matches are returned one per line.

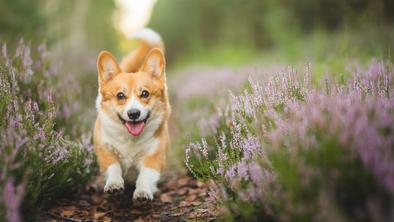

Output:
xmin=97 ymin=51 xmax=121 ymax=83
xmin=140 ymin=48 xmax=165 ymax=78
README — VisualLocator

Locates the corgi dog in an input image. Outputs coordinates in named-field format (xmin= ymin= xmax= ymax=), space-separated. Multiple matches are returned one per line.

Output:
xmin=93 ymin=28 xmax=170 ymax=203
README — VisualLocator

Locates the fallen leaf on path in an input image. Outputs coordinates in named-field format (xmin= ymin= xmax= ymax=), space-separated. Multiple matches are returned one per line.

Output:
xmin=102 ymin=216 xmax=112 ymax=222
xmin=190 ymin=201 xmax=202 ymax=206
xmin=94 ymin=211 xmax=107 ymax=219
xmin=196 ymin=180 xmax=205 ymax=187
xmin=188 ymin=188 xmax=202 ymax=195
xmin=134 ymin=218 xmax=145 ymax=222
xmin=177 ymin=177 xmax=189 ymax=186
xmin=170 ymin=212 xmax=183 ymax=217
xmin=78 ymin=200 xmax=90 ymax=207
xmin=179 ymin=201 xmax=190 ymax=207
xmin=92 ymin=195 xmax=103 ymax=204
xmin=198 ymin=190 xmax=207 ymax=197
xmin=186 ymin=194 xmax=197 ymax=202
xmin=151 ymin=213 xmax=160 ymax=219
xmin=60 ymin=209 xmax=74 ymax=217
xmin=176 ymin=188 xmax=187 ymax=195
xmin=160 ymin=193 xmax=172 ymax=203
xmin=130 ymin=209 xmax=145 ymax=215
xmin=165 ymin=181 xmax=177 ymax=190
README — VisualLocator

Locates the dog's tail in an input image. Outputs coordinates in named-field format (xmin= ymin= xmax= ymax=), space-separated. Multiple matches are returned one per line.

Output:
xmin=120 ymin=28 xmax=164 ymax=73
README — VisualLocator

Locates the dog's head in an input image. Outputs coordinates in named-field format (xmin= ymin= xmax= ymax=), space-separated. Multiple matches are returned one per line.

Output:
xmin=97 ymin=49 xmax=168 ymax=137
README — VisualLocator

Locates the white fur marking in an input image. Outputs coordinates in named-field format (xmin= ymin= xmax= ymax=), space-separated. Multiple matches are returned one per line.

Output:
xmin=122 ymin=94 xmax=149 ymax=122
xmin=104 ymin=163 xmax=124 ymax=192
xmin=129 ymin=28 xmax=163 ymax=47
xmin=133 ymin=167 xmax=160 ymax=200
xmin=96 ymin=94 xmax=103 ymax=110
xmin=104 ymin=59 xmax=115 ymax=72
xmin=148 ymin=56 xmax=161 ymax=76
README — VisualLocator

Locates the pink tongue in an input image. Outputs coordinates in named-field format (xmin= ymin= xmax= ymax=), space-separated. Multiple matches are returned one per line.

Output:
xmin=125 ymin=121 xmax=145 ymax=136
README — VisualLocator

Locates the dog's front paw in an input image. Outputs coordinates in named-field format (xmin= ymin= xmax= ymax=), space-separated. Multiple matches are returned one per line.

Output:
xmin=104 ymin=177 xmax=124 ymax=194
xmin=133 ymin=190 xmax=153 ymax=205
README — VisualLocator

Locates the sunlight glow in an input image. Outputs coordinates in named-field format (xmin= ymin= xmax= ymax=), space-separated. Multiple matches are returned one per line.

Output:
xmin=114 ymin=0 xmax=157 ymax=36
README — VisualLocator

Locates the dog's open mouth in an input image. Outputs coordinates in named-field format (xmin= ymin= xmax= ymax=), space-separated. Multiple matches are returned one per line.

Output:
xmin=118 ymin=113 xmax=150 ymax=136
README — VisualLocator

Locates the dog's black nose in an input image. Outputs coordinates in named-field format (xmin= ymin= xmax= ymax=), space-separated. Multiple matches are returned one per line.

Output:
xmin=127 ymin=109 xmax=141 ymax=120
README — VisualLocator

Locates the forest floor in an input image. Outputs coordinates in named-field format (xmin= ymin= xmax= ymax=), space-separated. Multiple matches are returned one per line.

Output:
xmin=44 ymin=174 xmax=220 ymax=222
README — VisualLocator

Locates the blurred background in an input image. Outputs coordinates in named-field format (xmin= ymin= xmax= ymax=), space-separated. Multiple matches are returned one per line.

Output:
xmin=2 ymin=0 xmax=393 ymax=65
xmin=1 ymin=0 xmax=393 ymax=169
xmin=1 ymin=0 xmax=394 ymax=220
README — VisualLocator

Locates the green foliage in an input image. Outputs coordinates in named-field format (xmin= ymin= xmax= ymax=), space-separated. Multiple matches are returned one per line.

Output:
xmin=0 ymin=0 xmax=46 ymax=47
xmin=150 ymin=0 xmax=394 ymax=67
xmin=270 ymin=138 xmax=391 ymax=222
xmin=0 ymin=0 xmax=118 ymax=52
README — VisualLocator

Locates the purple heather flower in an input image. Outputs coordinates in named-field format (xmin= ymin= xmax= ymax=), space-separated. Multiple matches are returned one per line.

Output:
xmin=240 ymin=135 xmax=261 ymax=160
xmin=63 ymin=104 xmax=71 ymax=119
xmin=3 ymin=178 xmax=24 ymax=222
xmin=249 ymin=162 xmax=264 ymax=185
xmin=37 ymin=127 xmax=46 ymax=142
xmin=208 ymin=189 xmax=218 ymax=202
xmin=200 ymin=138 xmax=209 ymax=158
xmin=225 ymin=165 xmax=237 ymax=179
xmin=217 ymin=166 xmax=224 ymax=176
xmin=184 ymin=60 xmax=394 ymax=216
xmin=184 ymin=145 xmax=193 ymax=172
xmin=0 ymin=40 xmax=96 ymax=222
xmin=237 ymin=161 xmax=249 ymax=178
xmin=198 ymin=113 xmax=220 ymax=136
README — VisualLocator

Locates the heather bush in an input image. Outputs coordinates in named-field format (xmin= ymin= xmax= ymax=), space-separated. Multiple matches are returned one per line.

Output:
xmin=2 ymin=40 xmax=84 ymax=136
xmin=0 ymin=41 xmax=96 ymax=221
xmin=186 ymin=61 xmax=394 ymax=221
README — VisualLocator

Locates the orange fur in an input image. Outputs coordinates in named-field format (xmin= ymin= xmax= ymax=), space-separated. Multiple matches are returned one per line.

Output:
xmin=121 ymin=42 xmax=151 ymax=73
xmin=121 ymin=39 xmax=164 ymax=73
xmin=93 ymin=31 xmax=170 ymax=183
xmin=144 ymin=122 xmax=169 ymax=171
xmin=93 ymin=118 xmax=119 ymax=172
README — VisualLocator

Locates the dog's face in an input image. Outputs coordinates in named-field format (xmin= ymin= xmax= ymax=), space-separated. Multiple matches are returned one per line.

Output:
xmin=97 ymin=49 xmax=167 ymax=136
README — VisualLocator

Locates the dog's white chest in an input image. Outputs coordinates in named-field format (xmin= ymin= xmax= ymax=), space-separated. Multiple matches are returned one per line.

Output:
xmin=106 ymin=135 xmax=158 ymax=171
xmin=99 ymin=114 xmax=159 ymax=174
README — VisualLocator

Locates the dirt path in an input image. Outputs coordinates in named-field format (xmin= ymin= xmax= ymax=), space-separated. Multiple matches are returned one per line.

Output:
xmin=44 ymin=175 xmax=219 ymax=222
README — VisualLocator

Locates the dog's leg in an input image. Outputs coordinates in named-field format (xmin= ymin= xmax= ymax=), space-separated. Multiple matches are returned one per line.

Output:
xmin=104 ymin=162 xmax=124 ymax=194
xmin=133 ymin=166 xmax=160 ymax=202
xmin=133 ymin=144 xmax=165 ymax=203
xmin=95 ymin=145 xmax=124 ymax=194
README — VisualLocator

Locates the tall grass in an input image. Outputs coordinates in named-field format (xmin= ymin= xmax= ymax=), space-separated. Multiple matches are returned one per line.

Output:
xmin=185 ymin=61 xmax=394 ymax=221
xmin=0 ymin=41 xmax=96 ymax=221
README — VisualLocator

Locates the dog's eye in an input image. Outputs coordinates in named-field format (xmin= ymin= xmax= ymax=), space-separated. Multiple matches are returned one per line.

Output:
xmin=141 ymin=90 xmax=150 ymax=98
xmin=116 ymin=92 xmax=126 ymax=100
